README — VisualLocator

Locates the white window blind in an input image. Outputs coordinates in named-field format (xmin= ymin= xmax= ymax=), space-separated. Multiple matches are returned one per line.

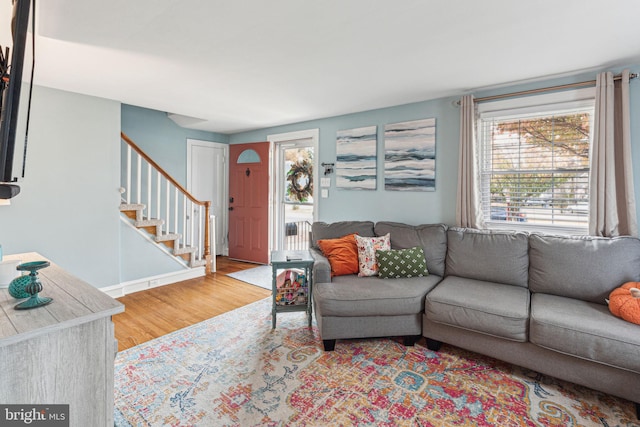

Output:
xmin=477 ymin=90 xmax=595 ymax=235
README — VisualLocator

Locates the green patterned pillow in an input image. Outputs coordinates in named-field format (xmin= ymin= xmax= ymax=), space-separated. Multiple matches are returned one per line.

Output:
xmin=376 ymin=247 xmax=429 ymax=279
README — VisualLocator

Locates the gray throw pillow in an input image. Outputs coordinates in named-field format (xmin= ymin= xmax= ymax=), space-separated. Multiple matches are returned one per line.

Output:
xmin=376 ymin=247 xmax=429 ymax=279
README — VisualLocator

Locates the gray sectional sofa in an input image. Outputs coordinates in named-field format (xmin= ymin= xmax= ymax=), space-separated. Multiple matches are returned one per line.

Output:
xmin=310 ymin=220 xmax=640 ymax=416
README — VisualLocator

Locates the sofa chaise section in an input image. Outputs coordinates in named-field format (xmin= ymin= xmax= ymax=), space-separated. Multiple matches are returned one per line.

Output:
xmin=314 ymin=275 xmax=441 ymax=350
xmin=312 ymin=222 xmax=448 ymax=351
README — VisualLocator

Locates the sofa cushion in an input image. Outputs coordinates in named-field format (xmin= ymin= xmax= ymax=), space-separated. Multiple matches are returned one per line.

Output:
xmin=355 ymin=233 xmax=390 ymax=277
xmin=446 ymin=228 xmax=529 ymax=287
xmin=317 ymin=233 xmax=359 ymax=277
xmin=312 ymin=221 xmax=375 ymax=250
xmin=374 ymin=222 xmax=448 ymax=277
xmin=529 ymin=234 xmax=640 ymax=304
xmin=530 ymin=293 xmax=640 ymax=374
xmin=425 ymin=276 xmax=530 ymax=341
xmin=313 ymin=274 xmax=442 ymax=317
xmin=376 ymin=247 xmax=428 ymax=279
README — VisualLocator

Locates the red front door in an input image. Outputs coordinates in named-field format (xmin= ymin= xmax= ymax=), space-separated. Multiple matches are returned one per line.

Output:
xmin=228 ymin=142 xmax=270 ymax=264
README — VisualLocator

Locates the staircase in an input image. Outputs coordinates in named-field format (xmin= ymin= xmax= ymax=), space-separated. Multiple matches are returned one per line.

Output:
xmin=119 ymin=203 xmax=206 ymax=267
xmin=120 ymin=132 xmax=212 ymax=271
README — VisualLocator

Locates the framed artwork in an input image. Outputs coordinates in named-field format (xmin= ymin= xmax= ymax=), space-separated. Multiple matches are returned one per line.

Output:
xmin=384 ymin=118 xmax=436 ymax=191
xmin=336 ymin=126 xmax=377 ymax=190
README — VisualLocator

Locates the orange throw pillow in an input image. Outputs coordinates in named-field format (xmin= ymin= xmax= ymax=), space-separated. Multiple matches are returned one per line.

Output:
xmin=317 ymin=233 xmax=359 ymax=276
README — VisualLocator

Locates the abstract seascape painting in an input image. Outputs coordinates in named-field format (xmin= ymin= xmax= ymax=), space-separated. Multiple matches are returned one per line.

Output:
xmin=336 ymin=126 xmax=377 ymax=190
xmin=384 ymin=118 xmax=436 ymax=191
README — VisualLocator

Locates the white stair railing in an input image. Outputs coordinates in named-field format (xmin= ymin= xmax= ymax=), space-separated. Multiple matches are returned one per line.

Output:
xmin=121 ymin=132 xmax=212 ymax=270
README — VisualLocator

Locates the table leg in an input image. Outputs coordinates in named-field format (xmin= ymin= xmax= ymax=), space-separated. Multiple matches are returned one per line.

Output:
xmin=272 ymin=267 xmax=277 ymax=329
xmin=307 ymin=267 xmax=313 ymax=327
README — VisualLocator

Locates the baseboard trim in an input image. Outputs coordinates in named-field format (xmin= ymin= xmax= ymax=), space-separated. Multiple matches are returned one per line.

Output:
xmin=101 ymin=267 xmax=205 ymax=298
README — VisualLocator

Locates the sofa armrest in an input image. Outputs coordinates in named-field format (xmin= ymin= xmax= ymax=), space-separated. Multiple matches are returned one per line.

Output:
xmin=310 ymin=248 xmax=331 ymax=284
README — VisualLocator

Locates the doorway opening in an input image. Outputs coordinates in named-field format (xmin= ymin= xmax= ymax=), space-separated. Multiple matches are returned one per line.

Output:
xmin=270 ymin=129 xmax=319 ymax=252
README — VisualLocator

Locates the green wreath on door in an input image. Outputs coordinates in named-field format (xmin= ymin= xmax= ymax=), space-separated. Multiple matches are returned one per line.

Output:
xmin=286 ymin=159 xmax=313 ymax=202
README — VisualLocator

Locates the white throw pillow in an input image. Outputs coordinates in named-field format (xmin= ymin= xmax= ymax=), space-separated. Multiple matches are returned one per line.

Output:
xmin=354 ymin=233 xmax=391 ymax=277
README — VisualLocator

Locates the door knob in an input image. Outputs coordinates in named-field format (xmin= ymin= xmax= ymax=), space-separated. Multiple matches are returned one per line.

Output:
xmin=229 ymin=207 xmax=234 ymax=211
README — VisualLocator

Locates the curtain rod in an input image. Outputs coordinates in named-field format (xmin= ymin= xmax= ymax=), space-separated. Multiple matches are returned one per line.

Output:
xmin=471 ymin=72 xmax=638 ymax=104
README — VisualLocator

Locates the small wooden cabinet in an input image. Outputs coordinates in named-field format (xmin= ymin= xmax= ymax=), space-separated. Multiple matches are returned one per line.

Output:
xmin=0 ymin=253 xmax=124 ymax=426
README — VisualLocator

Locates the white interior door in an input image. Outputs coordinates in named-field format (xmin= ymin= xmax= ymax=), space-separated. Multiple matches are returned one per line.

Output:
xmin=187 ymin=139 xmax=228 ymax=256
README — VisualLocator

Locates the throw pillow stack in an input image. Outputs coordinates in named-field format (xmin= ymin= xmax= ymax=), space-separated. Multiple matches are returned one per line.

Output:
xmin=317 ymin=233 xmax=428 ymax=279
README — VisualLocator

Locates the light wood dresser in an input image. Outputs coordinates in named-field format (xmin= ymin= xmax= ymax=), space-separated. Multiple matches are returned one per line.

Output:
xmin=0 ymin=252 xmax=124 ymax=426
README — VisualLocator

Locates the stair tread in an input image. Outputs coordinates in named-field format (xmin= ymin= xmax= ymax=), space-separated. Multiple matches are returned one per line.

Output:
xmin=120 ymin=203 xmax=145 ymax=211
xmin=134 ymin=218 xmax=164 ymax=227
xmin=190 ymin=259 xmax=207 ymax=267
xmin=155 ymin=233 xmax=181 ymax=242
xmin=174 ymin=246 xmax=197 ymax=255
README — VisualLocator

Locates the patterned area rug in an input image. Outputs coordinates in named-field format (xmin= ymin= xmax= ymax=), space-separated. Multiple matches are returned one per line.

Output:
xmin=226 ymin=265 xmax=273 ymax=290
xmin=114 ymin=298 xmax=638 ymax=426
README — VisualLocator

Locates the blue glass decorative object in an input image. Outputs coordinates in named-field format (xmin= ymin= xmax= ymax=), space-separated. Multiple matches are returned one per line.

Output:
xmin=8 ymin=275 xmax=30 ymax=299
xmin=14 ymin=260 xmax=53 ymax=310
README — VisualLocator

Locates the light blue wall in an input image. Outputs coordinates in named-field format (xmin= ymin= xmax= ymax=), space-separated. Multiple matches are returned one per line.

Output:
xmin=230 ymin=63 xmax=640 ymax=228
xmin=0 ymin=86 xmax=122 ymax=287
xmin=0 ymin=94 xmax=226 ymax=288
xmin=230 ymin=96 xmax=461 ymax=225
xmin=121 ymin=105 xmax=229 ymax=186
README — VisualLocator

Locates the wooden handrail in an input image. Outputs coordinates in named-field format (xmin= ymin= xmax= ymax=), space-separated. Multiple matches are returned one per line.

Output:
xmin=121 ymin=131 xmax=211 ymax=264
xmin=121 ymin=132 xmax=206 ymax=207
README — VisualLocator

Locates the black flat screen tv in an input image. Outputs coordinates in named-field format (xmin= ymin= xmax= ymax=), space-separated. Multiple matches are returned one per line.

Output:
xmin=0 ymin=0 xmax=33 ymax=199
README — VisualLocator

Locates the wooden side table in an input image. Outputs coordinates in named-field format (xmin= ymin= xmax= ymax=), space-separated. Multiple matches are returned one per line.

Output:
xmin=270 ymin=250 xmax=314 ymax=329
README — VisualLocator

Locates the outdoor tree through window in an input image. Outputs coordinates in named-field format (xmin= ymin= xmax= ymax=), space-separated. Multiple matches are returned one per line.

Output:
xmin=478 ymin=91 xmax=595 ymax=234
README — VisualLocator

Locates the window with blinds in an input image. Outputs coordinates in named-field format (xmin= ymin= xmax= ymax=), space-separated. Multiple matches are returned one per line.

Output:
xmin=477 ymin=90 xmax=595 ymax=234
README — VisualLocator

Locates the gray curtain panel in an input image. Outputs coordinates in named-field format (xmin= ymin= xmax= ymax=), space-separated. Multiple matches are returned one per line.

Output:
xmin=589 ymin=69 xmax=638 ymax=237
xmin=456 ymin=94 xmax=483 ymax=228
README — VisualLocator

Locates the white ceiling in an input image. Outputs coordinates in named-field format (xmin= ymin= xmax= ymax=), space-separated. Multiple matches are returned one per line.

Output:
xmin=2 ymin=0 xmax=640 ymax=134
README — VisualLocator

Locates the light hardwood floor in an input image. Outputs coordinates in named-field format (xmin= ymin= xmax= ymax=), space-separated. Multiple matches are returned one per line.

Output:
xmin=113 ymin=257 xmax=270 ymax=351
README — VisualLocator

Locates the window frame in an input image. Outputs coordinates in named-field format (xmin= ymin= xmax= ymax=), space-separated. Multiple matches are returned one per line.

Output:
xmin=476 ymin=87 xmax=596 ymax=235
